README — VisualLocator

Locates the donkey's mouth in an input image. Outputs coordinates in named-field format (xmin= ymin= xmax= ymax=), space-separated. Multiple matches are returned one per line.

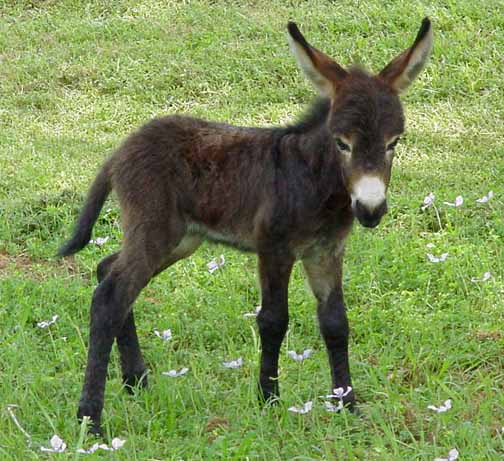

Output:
xmin=357 ymin=215 xmax=382 ymax=228
xmin=352 ymin=200 xmax=388 ymax=228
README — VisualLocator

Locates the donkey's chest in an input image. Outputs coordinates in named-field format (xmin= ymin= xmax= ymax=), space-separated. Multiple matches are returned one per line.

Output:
xmin=289 ymin=208 xmax=355 ymax=259
xmin=291 ymin=225 xmax=353 ymax=259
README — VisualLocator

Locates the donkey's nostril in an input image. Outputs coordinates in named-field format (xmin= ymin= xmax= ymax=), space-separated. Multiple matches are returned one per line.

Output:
xmin=355 ymin=200 xmax=366 ymax=215
xmin=354 ymin=199 xmax=388 ymax=228
xmin=375 ymin=200 xmax=388 ymax=216
xmin=355 ymin=199 xmax=387 ymax=215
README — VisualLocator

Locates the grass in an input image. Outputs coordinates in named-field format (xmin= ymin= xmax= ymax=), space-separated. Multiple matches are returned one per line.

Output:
xmin=0 ymin=0 xmax=503 ymax=459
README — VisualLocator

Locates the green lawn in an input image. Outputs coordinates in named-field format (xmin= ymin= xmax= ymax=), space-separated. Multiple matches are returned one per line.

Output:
xmin=1 ymin=1 xmax=503 ymax=459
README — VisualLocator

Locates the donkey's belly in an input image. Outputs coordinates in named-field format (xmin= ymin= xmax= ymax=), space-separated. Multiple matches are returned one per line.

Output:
xmin=187 ymin=221 xmax=256 ymax=253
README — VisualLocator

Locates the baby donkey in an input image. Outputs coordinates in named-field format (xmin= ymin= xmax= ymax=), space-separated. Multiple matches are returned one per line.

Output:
xmin=60 ymin=18 xmax=433 ymax=434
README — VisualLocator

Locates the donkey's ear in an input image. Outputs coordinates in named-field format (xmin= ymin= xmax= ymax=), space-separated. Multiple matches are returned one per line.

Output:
xmin=379 ymin=18 xmax=433 ymax=93
xmin=287 ymin=22 xmax=348 ymax=98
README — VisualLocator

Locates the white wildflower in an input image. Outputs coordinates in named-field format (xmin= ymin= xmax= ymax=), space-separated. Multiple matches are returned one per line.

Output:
xmin=476 ymin=191 xmax=494 ymax=203
xmin=162 ymin=368 xmax=189 ymax=378
xmin=288 ymin=401 xmax=313 ymax=414
xmin=426 ymin=243 xmax=435 ymax=249
xmin=243 ymin=305 xmax=262 ymax=318
xmin=326 ymin=386 xmax=353 ymax=400
xmin=426 ymin=253 xmax=448 ymax=263
xmin=324 ymin=400 xmax=344 ymax=412
xmin=110 ymin=438 xmax=126 ymax=450
xmin=77 ymin=437 xmax=126 ymax=454
xmin=428 ymin=399 xmax=452 ymax=413
xmin=434 ymin=448 xmax=459 ymax=461
xmin=222 ymin=357 xmax=243 ymax=369
xmin=287 ymin=349 xmax=313 ymax=362
xmin=207 ymin=255 xmax=226 ymax=274
xmin=37 ymin=315 xmax=59 ymax=329
xmin=154 ymin=329 xmax=172 ymax=341
xmin=77 ymin=444 xmax=100 ymax=454
xmin=90 ymin=236 xmax=109 ymax=246
xmin=443 ymin=196 xmax=463 ymax=207
xmin=421 ymin=192 xmax=436 ymax=210
xmin=40 ymin=435 xmax=66 ymax=453
xmin=470 ymin=272 xmax=492 ymax=283
xmin=323 ymin=386 xmax=352 ymax=413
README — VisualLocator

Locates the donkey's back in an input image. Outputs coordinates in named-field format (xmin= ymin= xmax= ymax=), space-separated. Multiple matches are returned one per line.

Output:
xmin=112 ymin=114 xmax=277 ymax=220
xmin=61 ymin=114 xmax=283 ymax=257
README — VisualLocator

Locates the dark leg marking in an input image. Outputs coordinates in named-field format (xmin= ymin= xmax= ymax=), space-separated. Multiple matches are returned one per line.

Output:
xmin=256 ymin=251 xmax=294 ymax=403
xmin=318 ymin=289 xmax=354 ymax=409
xmin=78 ymin=220 xmax=186 ymax=434
xmin=303 ymin=247 xmax=355 ymax=410
xmin=98 ymin=252 xmax=147 ymax=393
xmin=117 ymin=310 xmax=147 ymax=393
xmin=97 ymin=252 xmax=119 ymax=282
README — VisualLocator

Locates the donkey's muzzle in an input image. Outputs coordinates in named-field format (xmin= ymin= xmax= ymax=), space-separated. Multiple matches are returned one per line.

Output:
xmin=353 ymin=199 xmax=388 ymax=228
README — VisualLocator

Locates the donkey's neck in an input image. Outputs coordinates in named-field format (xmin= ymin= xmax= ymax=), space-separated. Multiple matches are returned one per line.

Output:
xmin=279 ymin=107 xmax=349 ymax=206
xmin=267 ymin=126 xmax=350 ymax=234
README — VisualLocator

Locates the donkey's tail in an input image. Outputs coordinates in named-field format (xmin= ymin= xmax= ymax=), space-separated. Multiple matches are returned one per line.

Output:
xmin=58 ymin=164 xmax=112 ymax=257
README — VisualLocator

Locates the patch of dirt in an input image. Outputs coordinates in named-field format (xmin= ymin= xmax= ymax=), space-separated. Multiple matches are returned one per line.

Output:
xmin=205 ymin=416 xmax=229 ymax=433
xmin=205 ymin=416 xmax=229 ymax=442
xmin=0 ymin=250 xmax=86 ymax=281
xmin=143 ymin=295 xmax=163 ymax=305
xmin=473 ymin=331 xmax=503 ymax=341
xmin=0 ymin=251 xmax=34 ymax=270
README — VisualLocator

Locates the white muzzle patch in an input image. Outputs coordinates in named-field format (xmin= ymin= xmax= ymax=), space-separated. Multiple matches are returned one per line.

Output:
xmin=351 ymin=176 xmax=386 ymax=211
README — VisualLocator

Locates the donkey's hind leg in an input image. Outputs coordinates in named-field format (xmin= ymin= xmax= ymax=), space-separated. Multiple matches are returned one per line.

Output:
xmin=77 ymin=223 xmax=185 ymax=434
xmin=118 ymin=234 xmax=202 ymax=394
xmin=96 ymin=251 xmax=148 ymax=392
xmin=97 ymin=252 xmax=120 ymax=282
xmin=256 ymin=251 xmax=295 ymax=403
xmin=117 ymin=310 xmax=147 ymax=392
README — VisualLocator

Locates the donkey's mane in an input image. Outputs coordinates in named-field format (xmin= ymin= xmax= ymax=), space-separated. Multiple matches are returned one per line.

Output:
xmin=283 ymin=97 xmax=331 ymax=135
xmin=280 ymin=68 xmax=371 ymax=135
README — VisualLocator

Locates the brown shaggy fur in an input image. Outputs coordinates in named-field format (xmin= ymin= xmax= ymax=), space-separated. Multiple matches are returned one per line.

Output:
xmin=59 ymin=18 xmax=433 ymax=434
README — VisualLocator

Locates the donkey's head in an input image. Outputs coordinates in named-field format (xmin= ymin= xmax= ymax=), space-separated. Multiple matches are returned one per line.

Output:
xmin=288 ymin=19 xmax=433 ymax=228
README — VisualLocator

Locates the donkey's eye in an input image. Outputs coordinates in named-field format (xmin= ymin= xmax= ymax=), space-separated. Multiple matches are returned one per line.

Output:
xmin=335 ymin=138 xmax=351 ymax=152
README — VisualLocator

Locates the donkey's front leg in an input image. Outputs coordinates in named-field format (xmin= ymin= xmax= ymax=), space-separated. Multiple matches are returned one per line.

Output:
xmin=302 ymin=248 xmax=355 ymax=409
xmin=256 ymin=251 xmax=295 ymax=403
xmin=318 ymin=289 xmax=354 ymax=408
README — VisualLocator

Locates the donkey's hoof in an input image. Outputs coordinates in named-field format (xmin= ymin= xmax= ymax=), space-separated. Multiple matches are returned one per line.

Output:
xmin=258 ymin=384 xmax=280 ymax=406
xmin=259 ymin=393 xmax=280 ymax=406
xmin=122 ymin=371 xmax=148 ymax=394
xmin=87 ymin=422 xmax=103 ymax=436
xmin=345 ymin=399 xmax=357 ymax=412
xmin=77 ymin=408 xmax=102 ymax=436
xmin=341 ymin=394 xmax=360 ymax=415
xmin=349 ymin=405 xmax=361 ymax=416
xmin=346 ymin=398 xmax=362 ymax=416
